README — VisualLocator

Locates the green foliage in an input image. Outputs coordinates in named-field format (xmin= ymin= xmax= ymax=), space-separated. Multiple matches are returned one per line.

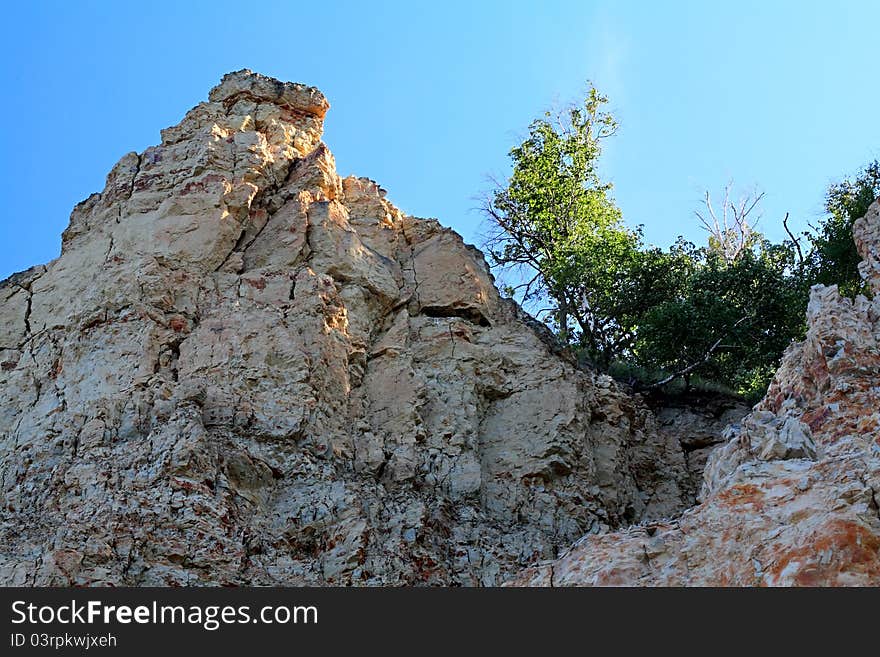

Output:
xmin=484 ymin=89 xmax=878 ymax=399
xmin=607 ymin=360 xmax=740 ymax=398
xmin=633 ymin=159 xmax=880 ymax=397
xmin=806 ymin=160 xmax=880 ymax=297
xmin=634 ymin=241 xmax=807 ymax=397
xmin=484 ymin=85 xmax=652 ymax=368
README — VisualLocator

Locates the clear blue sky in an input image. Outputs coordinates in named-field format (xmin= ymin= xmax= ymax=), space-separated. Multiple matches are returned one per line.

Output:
xmin=2 ymin=1 xmax=879 ymax=280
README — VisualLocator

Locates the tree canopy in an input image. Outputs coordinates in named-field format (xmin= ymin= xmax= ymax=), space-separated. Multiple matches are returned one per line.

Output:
xmin=483 ymin=88 xmax=877 ymax=399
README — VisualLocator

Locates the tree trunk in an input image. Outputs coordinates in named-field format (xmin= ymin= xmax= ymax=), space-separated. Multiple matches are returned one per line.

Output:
xmin=558 ymin=305 xmax=569 ymax=344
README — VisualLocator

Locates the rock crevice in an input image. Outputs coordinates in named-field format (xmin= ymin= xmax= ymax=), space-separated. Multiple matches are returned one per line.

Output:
xmin=511 ymin=199 xmax=880 ymax=587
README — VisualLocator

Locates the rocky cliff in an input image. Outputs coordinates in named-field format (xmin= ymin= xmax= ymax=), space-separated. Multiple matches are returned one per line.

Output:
xmin=512 ymin=202 xmax=880 ymax=586
xmin=0 ymin=71 xmax=695 ymax=586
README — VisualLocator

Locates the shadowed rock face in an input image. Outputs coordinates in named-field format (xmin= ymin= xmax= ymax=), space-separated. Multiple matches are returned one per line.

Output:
xmin=0 ymin=71 xmax=692 ymax=586
xmin=649 ymin=395 xmax=751 ymax=503
xmin=511 ymin=202 xmax=880 ymax=587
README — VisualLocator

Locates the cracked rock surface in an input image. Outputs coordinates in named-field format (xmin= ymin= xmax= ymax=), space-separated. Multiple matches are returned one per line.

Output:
xmin=511 ymin=201 xmax=880 ymax=586
xmin=0 ymin=71 xmax=694 ymax=585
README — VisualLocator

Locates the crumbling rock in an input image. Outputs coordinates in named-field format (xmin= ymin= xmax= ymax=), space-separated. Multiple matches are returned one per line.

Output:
xmin=0 ymin=71 xmax=694 ymax=586
xmin=701 ymin=411 xmax=816 ymax=498
xmin=510 ymin=199 xmax=880 ymax=586
xmin=648 ymin=393 xmax=750 ymax=503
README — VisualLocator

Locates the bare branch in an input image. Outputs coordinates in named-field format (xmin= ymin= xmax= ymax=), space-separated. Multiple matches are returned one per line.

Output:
xmin=509 ymin=271 xmax=543 ymax=296
xmin=640 ymin=316 xmax=749 ymax=390
xmin=706 ymin=190 xmax=721 ymax=236
xmin=782 ymin=211 xmax=805 ymax=272
xmin=697 ymin=184 xmax=764 ymax=263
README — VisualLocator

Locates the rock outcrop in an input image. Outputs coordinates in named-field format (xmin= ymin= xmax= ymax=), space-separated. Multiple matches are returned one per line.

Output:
xmin=0 ymin=71 xmax=693 ymax=585
xmin=512 ymin=202 xmax=880 ymax=586
xmin=648 ymin=394 xmax=750 ymax=503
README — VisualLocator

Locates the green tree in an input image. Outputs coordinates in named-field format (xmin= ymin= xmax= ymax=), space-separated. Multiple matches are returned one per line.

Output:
xmin=483 ymin=85 xmax=657 ymax=368
xmin=807 ymin=160 xmax=880 ymax=297
xmin=631 ymin=183 xmax=810 ymax=397
xmin=635 ymin=239 xmax=805 ymax=397
xmin=484 ymin=90 xmax=878 ymax=398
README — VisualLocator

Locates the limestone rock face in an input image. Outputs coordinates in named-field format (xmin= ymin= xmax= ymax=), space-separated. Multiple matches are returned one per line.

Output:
xmin=511 ymin=201 xmax=880 ymax=586
xmin=649 ymin=395 xmax=750 ymax=503
xmin=0 ymin=71 xmax=691 ymax=586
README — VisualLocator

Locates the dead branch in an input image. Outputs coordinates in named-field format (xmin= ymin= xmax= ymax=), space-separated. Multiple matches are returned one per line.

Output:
xmin=695 ymin=184 xmax=763 ymax=263
xmin=782 ymin=212 xmax=805 ymax=271
xmin=640 ymin=316 xmax=749 ymax=390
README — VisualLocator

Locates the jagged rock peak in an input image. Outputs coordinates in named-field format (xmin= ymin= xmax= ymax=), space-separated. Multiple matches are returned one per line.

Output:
xmin=0 ymin=72 xmax=694 ymax=585
xmin=208 ymin=69 xmax=330 ymax=118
